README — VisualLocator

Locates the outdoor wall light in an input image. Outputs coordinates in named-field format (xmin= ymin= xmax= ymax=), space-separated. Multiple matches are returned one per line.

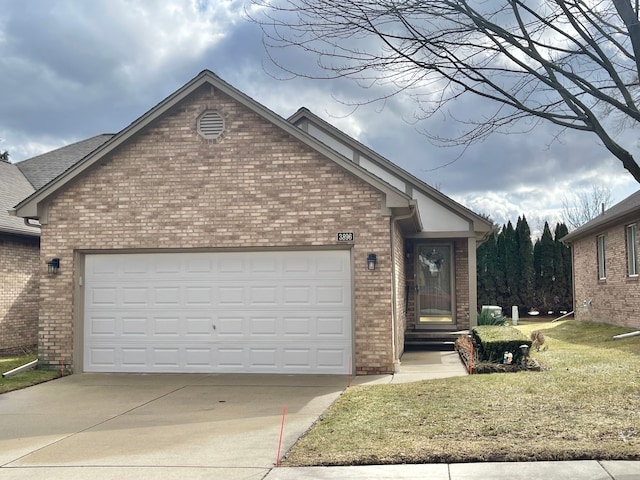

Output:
xmin=46 ymin=258 xmax=60 ymax=274
xmin=367 ymin=253 xmax=377 ymax=271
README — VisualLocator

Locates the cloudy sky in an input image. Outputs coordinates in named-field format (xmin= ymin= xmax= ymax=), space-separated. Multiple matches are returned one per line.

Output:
xmin=1 ymin=0 xmax=639 ymax=238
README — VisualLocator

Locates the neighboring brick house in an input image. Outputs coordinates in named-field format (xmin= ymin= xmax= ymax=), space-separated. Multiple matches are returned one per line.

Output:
xmin=0 ymin=136 xmax=113 ymax=355
xmin=0 ymin=159 xmax=39 ymax=354
xmin=562 ymin=190 xmax=640 ymax=330
xmin=12 ymin=70 xmax=491 ymax=375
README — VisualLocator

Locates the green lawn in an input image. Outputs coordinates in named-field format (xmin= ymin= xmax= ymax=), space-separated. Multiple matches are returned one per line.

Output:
xmin=0 ymin=354 xmax=61 ymax=394
xmin=283 ymin=320 xmax=640 ymax=465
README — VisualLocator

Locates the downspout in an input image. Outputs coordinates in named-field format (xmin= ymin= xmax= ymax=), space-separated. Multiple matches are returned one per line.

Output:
xmin=390 ymin=203 xmax=418 ymax=372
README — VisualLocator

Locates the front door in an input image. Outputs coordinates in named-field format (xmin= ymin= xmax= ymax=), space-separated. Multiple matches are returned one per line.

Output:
xmin=416 ymin=244 xmax=454 ymax=326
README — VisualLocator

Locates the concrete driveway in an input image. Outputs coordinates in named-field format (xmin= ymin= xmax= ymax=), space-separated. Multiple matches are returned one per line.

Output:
xmin=0 ymin=373 xmax=347 ymax=480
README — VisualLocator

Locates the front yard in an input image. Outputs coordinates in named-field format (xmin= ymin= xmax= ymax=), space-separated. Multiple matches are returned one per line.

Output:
xmin=283 ymin=320 xmax=640 ymax=465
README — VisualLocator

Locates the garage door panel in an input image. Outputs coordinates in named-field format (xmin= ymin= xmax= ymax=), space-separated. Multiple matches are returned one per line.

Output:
xmin=186 ymin=287 xmax=213 ymax=305
xmin=90 ymin=287 xmax=118 ymax=306
xmin=84 ymin=251 xmax=352 ymax=374
xmin=249 ymin=256 xmax=279 ymax=273
xmin=249 ymin=317 xmax=278 ymax=336
xmin=88 ymin=316 xmax=116 ymax=336
xmin=218 ymin=286 xmax=244 ymax=305
xmin=283 ymin=286 xmax=311 ymax=304
xmin=153 ymin=287 xmax=180 ymax=306
xmin=185 ymin=317 xmax=214 ymax=336
xmin=318 ymin=349 xmax=347 ymax=369
xmin=122 ymin=348 xmax=146 ymax=368
xmin=153 ymin=317 xmax=181 ymax=336
xmin=123 ymin=287 xmax=148 ymax=305
xmin=317 ymin=256 xmax=348 ymax=274
xmin=249 ymin=286 xmax=278 ymax=305
xmin=317 ymin=316 xmax=346 ymax=336
xmin=283 ymin=317 xmax=311 ymax=336
xmin=185 ymin=348 xmax=212 ymax=367
xmin=89 ymin=347 xmax=117 ymax=367
xmin=155 ymin=258 xmax=181 ymax=274
xmin=217 ymin=316 xmax=245 ymax=336
xmin=317 ymin=286 xmax=346 ymax=305
xmin=121 ymin=317 xmax=147 ymax=336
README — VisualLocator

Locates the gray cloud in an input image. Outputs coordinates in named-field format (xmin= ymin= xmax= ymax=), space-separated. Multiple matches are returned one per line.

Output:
xmin=0 ymin=0 xmax=637 ymax=234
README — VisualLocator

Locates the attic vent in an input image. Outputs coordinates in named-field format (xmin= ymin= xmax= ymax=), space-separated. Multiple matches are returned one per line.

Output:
xmin=197 ymin=111 xmax=225 ymax=139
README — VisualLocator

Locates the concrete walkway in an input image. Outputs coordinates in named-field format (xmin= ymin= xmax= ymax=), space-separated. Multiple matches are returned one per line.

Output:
xmin=264 ymin=461 xmax=640 ymax=479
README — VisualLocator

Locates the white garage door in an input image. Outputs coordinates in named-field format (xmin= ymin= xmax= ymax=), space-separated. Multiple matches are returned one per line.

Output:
xmin=83 ymin=250 xmax=352 ymax=374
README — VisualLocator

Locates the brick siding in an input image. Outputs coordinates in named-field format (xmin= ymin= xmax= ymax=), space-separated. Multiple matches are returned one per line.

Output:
xmin=38 ymin=84 xmax=397 ymax=374
xmin=0 ymin=234 xmax=39 ymax=355
xmin=572 ymin=222 xmax=640 ymax=330
xmin=454 ymin=239 xmax=470 ymax=330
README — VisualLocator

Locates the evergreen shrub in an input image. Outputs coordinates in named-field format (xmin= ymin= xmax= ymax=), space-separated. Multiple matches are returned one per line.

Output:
xmin=477 ymin=308 xmax=506 ymax=326
xmin=472 ymin=326 xmax=532 ymax=364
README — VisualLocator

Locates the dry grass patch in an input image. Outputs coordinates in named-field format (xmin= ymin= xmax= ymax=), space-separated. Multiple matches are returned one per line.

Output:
xmin=283 ymin=320 xmax=640 ymax=466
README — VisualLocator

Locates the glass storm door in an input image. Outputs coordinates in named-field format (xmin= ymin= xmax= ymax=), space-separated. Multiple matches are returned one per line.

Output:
xmin=416 ymin=244 xmax=453 ymax=324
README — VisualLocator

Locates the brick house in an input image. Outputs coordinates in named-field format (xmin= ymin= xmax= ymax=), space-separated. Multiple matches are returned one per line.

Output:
xmin=562 ymin=190 xmax=640 ymax=331
xmin=1 ymin=136 xmax=113 ymax=355
xmin=0 ymin=159 xmax=39 ymax=354
xmin=12 ymin=70 xmax=491 ymax=375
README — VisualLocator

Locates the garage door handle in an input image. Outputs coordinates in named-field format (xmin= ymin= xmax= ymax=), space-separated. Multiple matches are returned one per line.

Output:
xmin=212 ymin=324 xmax=216 ymax=331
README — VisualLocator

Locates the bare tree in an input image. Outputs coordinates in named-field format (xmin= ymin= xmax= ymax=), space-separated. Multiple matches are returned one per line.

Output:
xmin=251 ymin=0 xmax=640 ymax=182
xmin=562 ymin=184 xmax=614 ymax=229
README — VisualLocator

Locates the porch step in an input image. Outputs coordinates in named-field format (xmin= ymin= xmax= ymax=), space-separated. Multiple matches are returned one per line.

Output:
xmin=404 ymin=331 xmax=461 ymax=350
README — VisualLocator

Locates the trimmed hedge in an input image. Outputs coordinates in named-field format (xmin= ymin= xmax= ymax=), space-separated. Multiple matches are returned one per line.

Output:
xmin=472 ymin=326 xmax=532 ymax=364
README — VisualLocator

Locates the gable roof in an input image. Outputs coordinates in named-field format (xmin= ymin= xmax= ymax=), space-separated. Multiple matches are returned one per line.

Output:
xmin=0 ymin=161 xmax=39 ymax=237
xmin=12 ymin=70 xmax=415 ymax=224
xmin=17 ymin=134 xmax=114 ymax=190
xmin=562 ymin=189 xmax=640 ymax=243
xmin=289 ymin=107 xmax=492 ymax=235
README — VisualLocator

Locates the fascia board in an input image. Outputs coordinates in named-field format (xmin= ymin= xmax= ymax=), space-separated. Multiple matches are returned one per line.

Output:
xmin=562 ymin=210 xmax=640 ymax=244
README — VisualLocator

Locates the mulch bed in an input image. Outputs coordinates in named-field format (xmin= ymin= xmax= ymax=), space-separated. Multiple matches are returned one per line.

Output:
xmin=455 ymin=336 xmax=542 ymax=374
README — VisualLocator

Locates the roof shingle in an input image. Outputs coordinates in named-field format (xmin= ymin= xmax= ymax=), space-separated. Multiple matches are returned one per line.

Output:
xmin=562 ymin=189 xmax=640 ymax=243
xmin=17 ymin=134 xmax=114 ymax=190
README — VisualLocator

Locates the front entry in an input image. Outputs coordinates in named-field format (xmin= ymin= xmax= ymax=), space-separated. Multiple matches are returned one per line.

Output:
xmin=416 ymin=244 xmax=454 ymax=326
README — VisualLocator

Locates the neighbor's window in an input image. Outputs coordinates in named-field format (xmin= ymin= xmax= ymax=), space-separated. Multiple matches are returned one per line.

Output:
xmin=627 ymin=224 xmax=638 ymax=276
xmin=597 ymin=234 xmax=606 ymax=280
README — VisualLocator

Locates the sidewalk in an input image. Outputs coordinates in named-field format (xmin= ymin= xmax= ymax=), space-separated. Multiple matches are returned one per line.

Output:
xmin=266 ymin=351 xmax=640 ymax=480
xmin=264 ymin=461 xmax=640 ymax=479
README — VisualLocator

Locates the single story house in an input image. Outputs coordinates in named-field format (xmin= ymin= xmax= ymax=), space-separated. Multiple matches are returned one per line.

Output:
xmin=1 ymin=136 xmax=114 ymax=354
xmin=11 ymin=70 xmax=491 ymax=375
xmin=0 ymin=158 xmax=39 ymax=354
xmin=562 ymin=190 xmax=640 ymax=330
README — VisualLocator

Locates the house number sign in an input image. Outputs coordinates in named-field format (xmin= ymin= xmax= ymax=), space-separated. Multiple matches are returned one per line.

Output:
xmin=337 ymin=232 xmax=354 ymax=242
